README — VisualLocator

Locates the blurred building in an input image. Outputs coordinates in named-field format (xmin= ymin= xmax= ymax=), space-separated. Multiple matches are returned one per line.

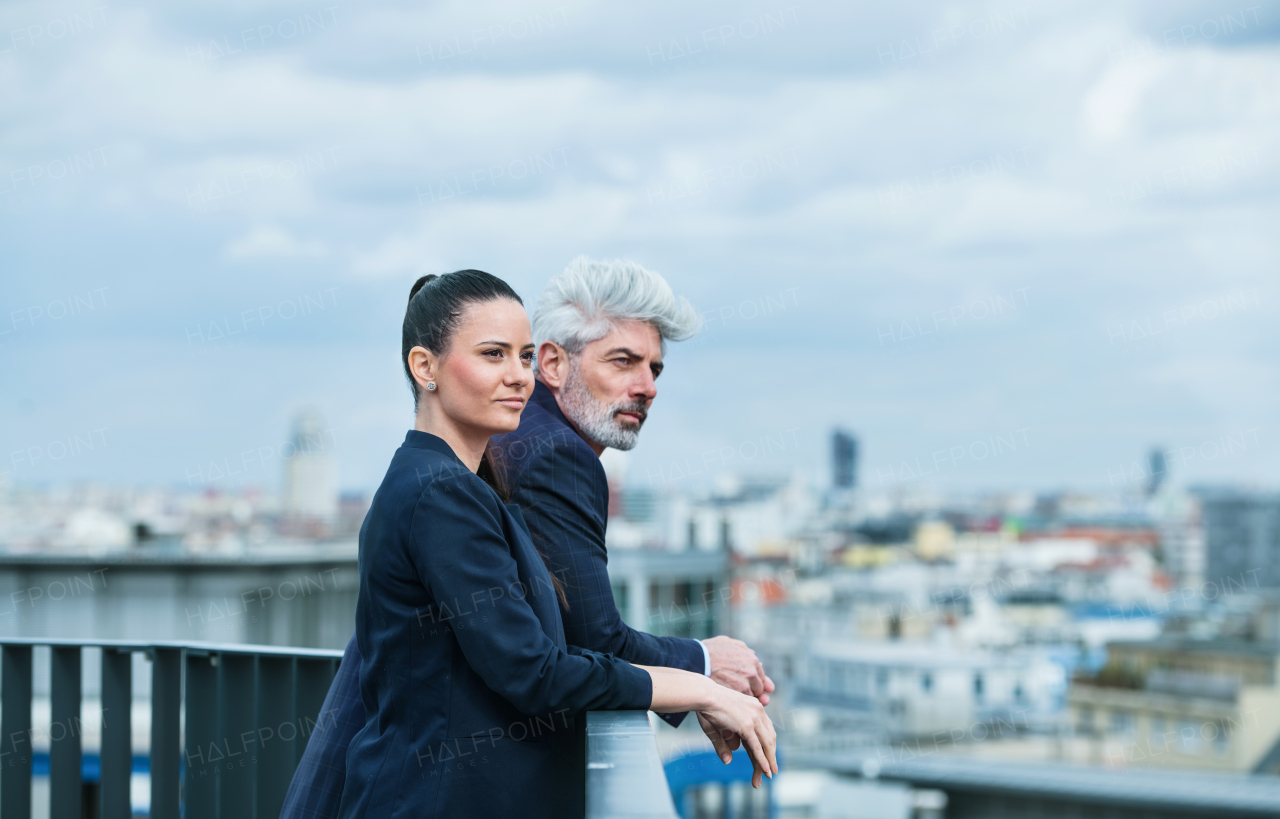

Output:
xmin=1068 ymin=638 xmax=1280 ymax=772
xmin=336 ymin=491 xmax=371 ymax=536
xmin=1198 ymin=489 xmax=1280 ymax=589
xmin=794 ymin=640 xmax=1061 ymax=740
xmin=282 ymin=409 xmax=338 ymax=522
xmin=608 ymin=549 xmax=729 ymax=641
xmin=833 ymin=429 xmax=859 ymax=489
xmin=1150 ymin=489 xmax=1204 ymax=589
xmin=0 ymin=550 xmax=357 ymax=649
xmin=1145 ymin=448 xmax=1168 ymax=498
xmin=803 ymin=755 xmax=1280 ymax=819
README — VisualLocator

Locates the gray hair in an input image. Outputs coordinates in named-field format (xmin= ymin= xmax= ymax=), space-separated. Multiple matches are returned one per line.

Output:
xmin=532 ymin=256 xmax=701 ymax=363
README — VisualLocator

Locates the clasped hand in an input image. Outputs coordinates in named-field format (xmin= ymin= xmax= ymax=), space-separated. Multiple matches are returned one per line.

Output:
xmin=695 ymin=688 xmax=778 ymax=788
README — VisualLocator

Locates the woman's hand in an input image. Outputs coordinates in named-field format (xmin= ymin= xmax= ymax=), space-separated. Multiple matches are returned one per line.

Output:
xmin=641 ymin=664 xmax=779 ymax=788
xmin=696 ymin=682 xmax=778 ymax=788
xmin=697 ymin=712 xmax=740 ymax=760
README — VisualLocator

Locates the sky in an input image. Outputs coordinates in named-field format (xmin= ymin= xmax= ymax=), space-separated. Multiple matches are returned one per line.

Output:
xmin=2 ymin=0 xmax=1278 ymax=498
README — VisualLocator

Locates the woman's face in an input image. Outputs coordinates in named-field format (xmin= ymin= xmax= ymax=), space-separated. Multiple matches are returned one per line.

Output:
xmin=427 ymin=298 xmax=535 ymax=436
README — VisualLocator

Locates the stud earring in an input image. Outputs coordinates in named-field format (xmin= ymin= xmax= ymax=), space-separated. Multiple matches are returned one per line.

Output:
xmin=426 ymin=381 xmax=437 ymax=391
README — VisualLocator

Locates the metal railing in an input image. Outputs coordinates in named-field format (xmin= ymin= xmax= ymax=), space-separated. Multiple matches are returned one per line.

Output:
xmin=1 ymin=639 xmax=682 ymax=819
xmin=585 ymin=711 xmax=679 ymax=819
xmin=0 ymin=638 xmax=341 ymax=819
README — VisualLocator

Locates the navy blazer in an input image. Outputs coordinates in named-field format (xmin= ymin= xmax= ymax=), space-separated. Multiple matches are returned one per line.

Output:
xmin=336 ymin=431 xmax=652 ymax=819
xmin=501 ymin=382 xmax=706 ymax=680
xmin=283 ymin=384 xmax=705 ymax=819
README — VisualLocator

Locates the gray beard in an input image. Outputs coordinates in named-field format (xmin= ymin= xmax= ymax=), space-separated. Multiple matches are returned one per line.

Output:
xmin=559 ymin=365 xmax=646 ymax=451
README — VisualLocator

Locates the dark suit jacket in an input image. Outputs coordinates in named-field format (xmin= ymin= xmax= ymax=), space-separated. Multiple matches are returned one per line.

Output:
xmin=283 ymin=384 xmax=705 ymax=819
xmin=335 ymin=431 xmax=651 ymax=819
xmin=501 ymin=382 xmax=706 ymax=679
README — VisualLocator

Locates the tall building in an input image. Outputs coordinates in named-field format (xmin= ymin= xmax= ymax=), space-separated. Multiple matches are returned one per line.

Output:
xmin=832 ymin=429 xmax=858 ymax=490
xmin=1199 ymin=489 xmax=1280 ymax=589
xmin=1146 ymin=448 xmax=1168 ymax=497
xmin=283 ymin=410 xmax=337 ymax=521
xmin=1152 ymin=490 xmax=1204 ymax=589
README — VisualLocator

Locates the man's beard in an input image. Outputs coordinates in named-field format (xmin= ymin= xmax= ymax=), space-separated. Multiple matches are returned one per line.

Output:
xmin=559 ymin=364 xmax=648 ymax=451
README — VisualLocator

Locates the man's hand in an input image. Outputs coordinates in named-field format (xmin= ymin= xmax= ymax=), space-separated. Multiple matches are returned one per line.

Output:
xmin=703 ymin=635 xmax=775 ymax=705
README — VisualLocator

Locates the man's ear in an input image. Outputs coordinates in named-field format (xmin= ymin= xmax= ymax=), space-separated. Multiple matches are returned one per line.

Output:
xmin=537 ymin=341 xmax=567 ymax=389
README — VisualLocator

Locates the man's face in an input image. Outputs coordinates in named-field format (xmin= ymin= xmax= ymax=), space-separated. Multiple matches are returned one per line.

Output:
xmin=556 ymin=320 xmax=663 ymax=451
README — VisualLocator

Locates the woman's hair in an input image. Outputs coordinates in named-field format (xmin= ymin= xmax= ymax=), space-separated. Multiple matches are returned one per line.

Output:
xmin=402 ymin=269 xmax=568 ymax=608
xmin=530 ymin=256 xmax=701 ymax=368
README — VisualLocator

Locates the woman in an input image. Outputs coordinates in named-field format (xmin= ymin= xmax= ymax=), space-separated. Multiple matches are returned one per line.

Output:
xmin=339 ymin=270 xmax=775 ymax=819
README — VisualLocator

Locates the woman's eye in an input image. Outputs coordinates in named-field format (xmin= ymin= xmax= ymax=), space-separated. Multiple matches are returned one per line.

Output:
xmin=520 ymin=352 xmax=535 ymax=364
xmin=484 ymin=349 xmax=503 ymax=359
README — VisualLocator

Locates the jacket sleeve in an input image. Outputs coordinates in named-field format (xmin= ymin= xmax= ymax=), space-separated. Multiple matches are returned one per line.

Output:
xmin=411 ymin=470 xmax=652 ymax=718
xmin=513 ymin=438 xmax=707 ymax=675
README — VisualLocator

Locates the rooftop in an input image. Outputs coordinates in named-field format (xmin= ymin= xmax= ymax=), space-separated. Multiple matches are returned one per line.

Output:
xmin=0 ymin=543 xmax=358 ymax=568
xmin=1109 ymin=637 xmax=1280 ymax=660
xmin=808 ymin=639 xmax=1030 ymax=669
xmin=808 ymin=754 xmax=1280 ymax=816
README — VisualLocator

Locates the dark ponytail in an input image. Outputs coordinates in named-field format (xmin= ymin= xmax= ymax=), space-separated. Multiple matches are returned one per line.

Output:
xmin=403 ymin=269 xmax=568 ymax=609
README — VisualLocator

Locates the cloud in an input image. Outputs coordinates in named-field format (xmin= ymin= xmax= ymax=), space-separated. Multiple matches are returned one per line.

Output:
xmin=4 ymin=0 xmax=1279 ymax=491
xmin=225 ymin=225 xmax=328 ymax=259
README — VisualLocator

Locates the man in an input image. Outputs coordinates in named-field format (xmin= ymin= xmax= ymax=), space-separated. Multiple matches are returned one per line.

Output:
xmin=281 ymin=257 xmax=773 ymax=819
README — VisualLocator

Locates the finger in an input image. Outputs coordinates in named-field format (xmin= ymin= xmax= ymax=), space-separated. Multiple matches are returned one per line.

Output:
xmin=753 ymin=659 xmax=773 ymax=692
xmin=752 ymin=765 xmax=762 ymax=789
xmin=707 ymin=728 xmax=732 ymax=763
xmin=708 ymin=724 xmax=734 ymax=764
xmin=748 ymin=670 xmax=765 ymax=698
xmin=752 ymin=718 xmax=775 ymax=777
xmin=764 ymin=714 xmax=779 ymax=774
xmin=758 ymin=720 xmax=779 ymax=775
xmin=743 ymin=730 xmax=772 ymax=782
xmin=763 ymin=673 xmax=776 ymax=694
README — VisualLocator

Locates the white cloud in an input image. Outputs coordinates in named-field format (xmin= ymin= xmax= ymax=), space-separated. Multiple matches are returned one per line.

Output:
xmin=224 ymin=225 xmax=328 ymax=259
xmin=5 ymin=0 xmax=1280 ymax=489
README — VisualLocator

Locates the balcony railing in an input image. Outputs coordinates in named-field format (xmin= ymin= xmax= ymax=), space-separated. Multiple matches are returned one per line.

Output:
xmin=0 ymin=638 xmax=341 ymax=819
xmin=585 ymin=711 xmax=678 ymax=819
xmin=0 ymin=638 xmax=679 ymax=819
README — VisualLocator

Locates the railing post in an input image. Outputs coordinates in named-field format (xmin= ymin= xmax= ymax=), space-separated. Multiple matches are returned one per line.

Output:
xmin=185 ymin=652 xmax=218 ymax=819
xmin=50 ymin=646 xmax=83 ymax=819
xmin=217 ymin=653 xmax=256 ymax=819
xmin=151 ymin=647 xmax=182 ymax=819
xmin=256 ymin=655 xmax=296 ymax=818
xmin=294 ymin=656 xmax=337 ymax=764
xmin=100 ymin=648 xmax=133 ymax=819
xmin=0 ymin=644 xmax=33 ymax=819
